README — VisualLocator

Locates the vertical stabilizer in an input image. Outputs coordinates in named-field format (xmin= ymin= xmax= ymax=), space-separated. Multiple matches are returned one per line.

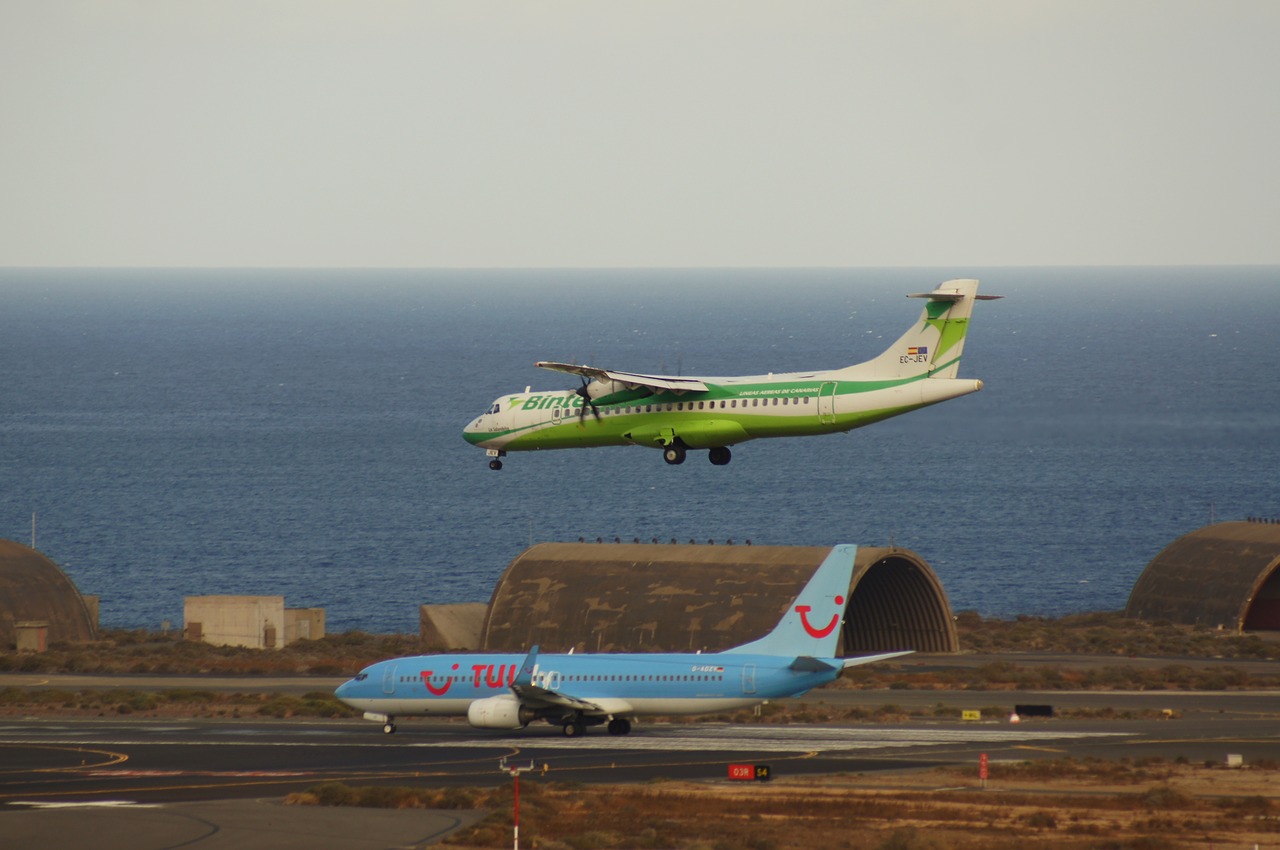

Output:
xmin=840 ymin=279 xmax=998 ymax=380
xmin=723 ymin=544 xmax=857 ymax=657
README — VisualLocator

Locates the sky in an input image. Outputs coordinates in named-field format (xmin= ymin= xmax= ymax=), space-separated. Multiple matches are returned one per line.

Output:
xmin=1 ymin=1 xmax=1277 ymax=269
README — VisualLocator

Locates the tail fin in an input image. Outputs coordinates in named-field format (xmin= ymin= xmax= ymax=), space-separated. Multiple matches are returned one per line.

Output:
xmin=839 ymin=279 xmax=1001 ymax=381
xmin=723 ymin=544 xmax=857 ymax=658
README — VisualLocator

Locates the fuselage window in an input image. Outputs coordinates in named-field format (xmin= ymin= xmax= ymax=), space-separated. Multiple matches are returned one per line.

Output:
xmin=731 ymin=400 xmax=737 ymax=408
xmin=782 ymin=397 xmax=788 ymax=405
xmin=698 ymin=401 xmax=705 ymax=410
xmin=752 ymin=399 xmax=758 ymax=407
xmin=772 ymin=398 xmax=779 ymax=406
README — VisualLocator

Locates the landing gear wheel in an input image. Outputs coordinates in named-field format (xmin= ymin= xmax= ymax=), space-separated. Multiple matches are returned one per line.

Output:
xmin=382 ymin=722 xmax=397 ymax=735
xmin=708 ymin=446 xmax=732 ymax=466
xmin=562 ymin=719 xmax=586 ymax=737
xmin=607 ymin=717 xmax=632 ymax=736
xmin=488 ymin=459 xmax=503 ymax=471
xmin=663 ymin=445 xmax=686 ymax=465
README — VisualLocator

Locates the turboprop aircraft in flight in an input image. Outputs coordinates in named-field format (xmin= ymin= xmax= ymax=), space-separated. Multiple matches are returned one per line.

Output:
xmin=334 ymin=544 xmax=909 ymax=737
xmin=464 ymin=278 xmax=999 ymax=468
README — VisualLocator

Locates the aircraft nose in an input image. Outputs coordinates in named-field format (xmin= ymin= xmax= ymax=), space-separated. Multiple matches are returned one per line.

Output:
xmin=334 ymin=679 xmax=353 ymax=701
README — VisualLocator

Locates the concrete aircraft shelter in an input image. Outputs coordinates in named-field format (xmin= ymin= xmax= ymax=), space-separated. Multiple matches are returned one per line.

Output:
xmin=0 ymin=539 xmax=97 ymax=648
xmin=469 ymin=542 xmax=958 ymax=655
xmin=1125 ymin=520 xmax=1280 ymax=632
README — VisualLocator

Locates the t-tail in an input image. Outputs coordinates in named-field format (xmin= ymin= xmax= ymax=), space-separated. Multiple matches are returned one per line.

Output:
xmin=839 ymin=278 xmax=1002 ymax=381
xmin=723 ymin=544 xmax=858 ymax=658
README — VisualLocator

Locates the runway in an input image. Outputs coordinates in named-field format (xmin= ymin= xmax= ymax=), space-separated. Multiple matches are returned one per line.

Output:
xmin=3 ymin=706 xmax=1278 ymax=806
xmin=2 ymin=664 xmax=1278 ymax=848
xmin=3 ymin=698 xmax=1279 ymax=850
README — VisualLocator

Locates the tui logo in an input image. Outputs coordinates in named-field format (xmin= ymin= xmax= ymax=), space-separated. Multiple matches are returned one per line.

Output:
xmin=796 ymin=594 xmax=844 ymax=638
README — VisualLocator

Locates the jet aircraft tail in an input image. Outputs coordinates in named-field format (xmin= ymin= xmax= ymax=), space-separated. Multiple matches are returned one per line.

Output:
xmin=838 ymin=279 xmax=1001 ymax=381
xmin=723 ymin=544 xmax=857 ymax=658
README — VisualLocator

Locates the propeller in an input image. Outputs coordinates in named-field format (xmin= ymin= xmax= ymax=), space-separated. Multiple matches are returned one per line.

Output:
xmin=574 ymin=378 xmax=601 ymax=422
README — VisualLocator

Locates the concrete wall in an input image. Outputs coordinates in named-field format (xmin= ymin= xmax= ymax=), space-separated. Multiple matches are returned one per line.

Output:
xmin=284 ymin=607 xmax=326 ymax=643
xmin=420 ymin=602 xmax=487 ymax=650
xmin=184 ymin=595 xmax=286 ymax=649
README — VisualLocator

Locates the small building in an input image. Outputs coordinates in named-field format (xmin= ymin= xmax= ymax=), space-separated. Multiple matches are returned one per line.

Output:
xmin=183 ymin=595 xmax=325 ymax=649
xmin=1125 ymin=520 xmax=1280 ymax=632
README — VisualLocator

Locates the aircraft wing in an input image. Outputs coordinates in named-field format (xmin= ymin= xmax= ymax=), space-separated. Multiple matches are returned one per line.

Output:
xmin=536 ymin=361 xmax=709 ymax=394
xmin=510 ymin=645 xmax=633 ymax=717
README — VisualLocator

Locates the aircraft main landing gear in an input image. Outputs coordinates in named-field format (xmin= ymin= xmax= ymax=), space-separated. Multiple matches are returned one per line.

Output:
xmin=663 ymin=444 xmax=687 ymax=465
xmin=607 ymin=717 xmax=632 ymax=736
xmin=382 ymin=720 xmax=397 ymax=734
xmin=708 ymin=446 xmax=732 ymax=466
xmin=561 ymin=717 xmax=587 ymax=737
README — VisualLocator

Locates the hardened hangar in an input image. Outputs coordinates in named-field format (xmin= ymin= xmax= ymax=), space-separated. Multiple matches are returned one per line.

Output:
xmin=1125 ymin=520 xmax=1280 ymax=632
xmin=0 ymin=539 xmax=98 ymax=650
xmin=422 ymin=542 xmax=958 ymax=654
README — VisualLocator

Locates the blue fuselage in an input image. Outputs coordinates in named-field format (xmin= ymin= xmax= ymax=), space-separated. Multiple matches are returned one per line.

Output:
xmin=335 ymin=650 xmax=839 ymax=719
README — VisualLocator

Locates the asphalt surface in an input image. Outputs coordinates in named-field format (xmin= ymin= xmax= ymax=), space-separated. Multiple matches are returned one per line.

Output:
xmin=2 ymin=659 xmax=1279 ymax=849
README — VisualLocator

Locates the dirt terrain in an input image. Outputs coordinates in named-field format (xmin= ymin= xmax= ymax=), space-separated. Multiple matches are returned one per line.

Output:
xmin=299 ymin=760 xmax=1280 ymax=850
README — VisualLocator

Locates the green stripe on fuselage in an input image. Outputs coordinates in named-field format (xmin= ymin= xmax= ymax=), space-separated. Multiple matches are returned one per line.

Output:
xmin=468 ymin=372 xmax=945 ymax=451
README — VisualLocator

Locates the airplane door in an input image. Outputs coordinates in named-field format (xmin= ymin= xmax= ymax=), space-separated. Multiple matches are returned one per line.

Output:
xmin=742 ymin=664 xmax=757 ymax=695
xmin=818 ymin=382 xmax=837 ymax=424
xmin=552 ymin=406 xmax=562 ymax=425
xmin=381 ymin=664 xmax=397 ymax=695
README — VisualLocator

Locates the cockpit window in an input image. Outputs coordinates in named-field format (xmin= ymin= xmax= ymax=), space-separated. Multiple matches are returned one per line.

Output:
xmin=487 ymin=403 xmax=501 ymax=415
xmin=354 ymin=673 xmax=369 ymax=681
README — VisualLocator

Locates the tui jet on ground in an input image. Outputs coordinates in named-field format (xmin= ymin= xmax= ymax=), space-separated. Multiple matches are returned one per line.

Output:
xmin=334 ymin=544 xmax=910 ymax=737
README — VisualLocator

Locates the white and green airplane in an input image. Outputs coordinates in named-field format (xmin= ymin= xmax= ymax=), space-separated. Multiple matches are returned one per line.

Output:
xmin=464 ymin=278 xmax=1000 ymax=469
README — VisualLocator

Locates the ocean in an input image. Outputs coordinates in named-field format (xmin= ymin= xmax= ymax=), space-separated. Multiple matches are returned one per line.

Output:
xmin=2 ymin=266 xmax=1277 ymax=634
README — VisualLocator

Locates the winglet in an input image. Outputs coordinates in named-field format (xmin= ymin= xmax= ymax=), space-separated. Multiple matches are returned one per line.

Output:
xmin=514 ymin=645 xmax=539 ymax=688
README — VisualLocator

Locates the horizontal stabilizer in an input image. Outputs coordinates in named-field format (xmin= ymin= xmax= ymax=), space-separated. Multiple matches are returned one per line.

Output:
xmin=789 ymin=656 xmax=838 ymax=673
xmin=840 ymin=650 xmax=914 ymax=669
xmin=907 ymin=292 xmax=1004 ymax=302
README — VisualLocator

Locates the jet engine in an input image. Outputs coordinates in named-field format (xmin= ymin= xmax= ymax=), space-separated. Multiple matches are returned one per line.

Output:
xmin=467 ymin=695 xmax=537 ymax=730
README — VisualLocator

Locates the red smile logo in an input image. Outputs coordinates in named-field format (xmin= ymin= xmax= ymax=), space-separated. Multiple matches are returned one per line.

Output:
xmin=421 ymin=662 xmax=460 ymax=696
xmin=796 ymin=595 xmax=844 ymax=638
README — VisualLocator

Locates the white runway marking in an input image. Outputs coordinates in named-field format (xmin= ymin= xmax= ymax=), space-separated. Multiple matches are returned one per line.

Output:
xmin=410 ymin=725 xmax=1132 ymax=753
xmin=0 ymin=723 xmax=1131 ymax=755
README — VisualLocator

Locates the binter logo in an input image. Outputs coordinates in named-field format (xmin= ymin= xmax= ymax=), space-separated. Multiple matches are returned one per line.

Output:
xmin=796 ymin=595 xmax=844 ymax=638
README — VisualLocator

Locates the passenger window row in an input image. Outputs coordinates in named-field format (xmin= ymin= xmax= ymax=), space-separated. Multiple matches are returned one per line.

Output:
xmin=571 ymin=396 xmax=814 ymax=417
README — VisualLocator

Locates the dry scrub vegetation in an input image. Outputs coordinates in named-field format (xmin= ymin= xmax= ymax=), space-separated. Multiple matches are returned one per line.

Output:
xmin=0 ymin=629 xmax=419 ymax=676
xmin=285 ymin=757 xmax=1280 ymax=850
xmin=2 ymin=612 xmax=1278 ymax=680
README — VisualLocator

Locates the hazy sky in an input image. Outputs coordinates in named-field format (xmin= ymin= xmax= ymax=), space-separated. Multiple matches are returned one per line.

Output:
xmin=2 ymin=1 xmax=1277 ymax=268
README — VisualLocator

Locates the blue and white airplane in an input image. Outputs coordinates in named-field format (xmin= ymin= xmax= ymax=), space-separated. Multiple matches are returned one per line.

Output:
xmin=334 ymin=544 xmax=910 ymax=737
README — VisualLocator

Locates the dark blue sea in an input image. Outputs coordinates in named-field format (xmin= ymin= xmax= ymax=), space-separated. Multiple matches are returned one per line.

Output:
xmin=2 ymin=267 xmax=1277 ymax=634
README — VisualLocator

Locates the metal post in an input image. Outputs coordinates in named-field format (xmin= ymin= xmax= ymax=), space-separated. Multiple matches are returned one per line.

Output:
xmin=499 ymin=758 xmax=535 ymax=850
